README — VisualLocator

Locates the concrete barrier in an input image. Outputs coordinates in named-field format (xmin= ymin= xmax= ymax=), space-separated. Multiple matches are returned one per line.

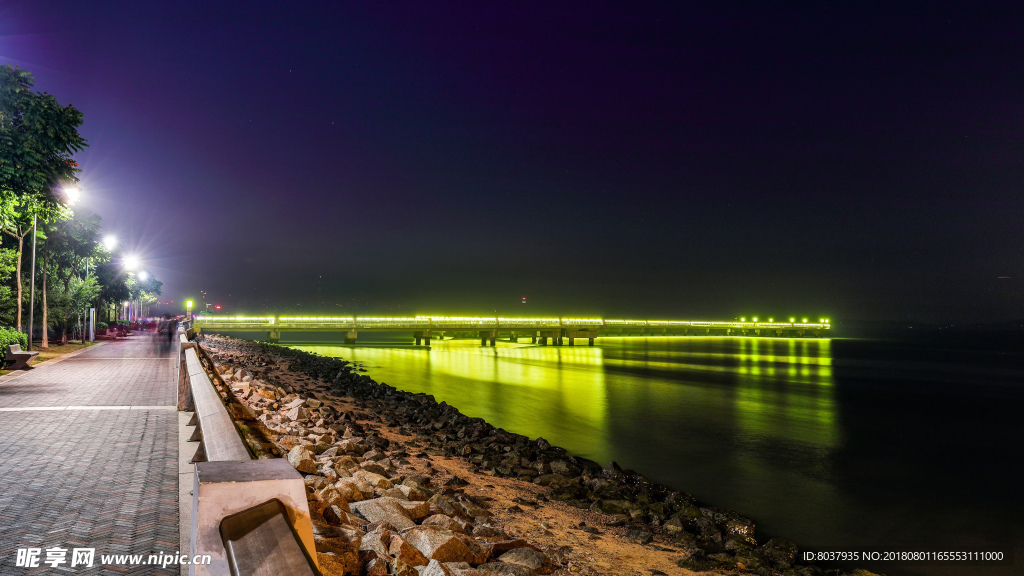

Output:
xmin=178 ymin=338 xmax=318 ymax=576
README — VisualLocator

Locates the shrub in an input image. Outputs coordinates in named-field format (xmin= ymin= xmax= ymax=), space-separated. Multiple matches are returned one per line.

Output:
xmin=0 ymin=326 xmax=28 ymax=349
xmin=96 ymin=322 xmax=108 ymax=330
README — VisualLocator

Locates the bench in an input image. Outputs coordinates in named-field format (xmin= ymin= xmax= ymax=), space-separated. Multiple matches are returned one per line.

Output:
xmin=6 ymin=344 xmax=39 ymax=370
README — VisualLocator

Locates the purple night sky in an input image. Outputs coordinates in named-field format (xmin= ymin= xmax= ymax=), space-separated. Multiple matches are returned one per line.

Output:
xmin=2 ymin=1 xmax=1021 ymax=322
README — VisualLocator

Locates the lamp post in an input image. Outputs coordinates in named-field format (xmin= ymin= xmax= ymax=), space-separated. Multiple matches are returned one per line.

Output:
xmin=26 ymin=214 xmax=37 ymax=351
xmin=186 ymin=300 xmax=193 ymax=329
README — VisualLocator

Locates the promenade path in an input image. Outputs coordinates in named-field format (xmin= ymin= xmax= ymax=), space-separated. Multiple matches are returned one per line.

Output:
xmin=0 ymin=336 xmax=179 ymax=575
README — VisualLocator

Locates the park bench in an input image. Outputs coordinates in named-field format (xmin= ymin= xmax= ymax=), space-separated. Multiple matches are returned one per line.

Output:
xmin=6 ymin=344 xmax=39 ymax=370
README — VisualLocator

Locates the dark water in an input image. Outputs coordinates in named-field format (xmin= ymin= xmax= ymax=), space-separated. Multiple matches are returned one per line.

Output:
xmin=286 ymin=335 xmax=1023 ymax=575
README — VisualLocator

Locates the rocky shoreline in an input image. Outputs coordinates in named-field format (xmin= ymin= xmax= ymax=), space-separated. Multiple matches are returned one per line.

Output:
xmin=195 ymin=334 xmax=878 ymax=576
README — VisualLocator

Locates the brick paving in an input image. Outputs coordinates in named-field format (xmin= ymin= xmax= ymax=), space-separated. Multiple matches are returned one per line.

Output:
xmin=0 ymin=336 xmax=179 ymax=575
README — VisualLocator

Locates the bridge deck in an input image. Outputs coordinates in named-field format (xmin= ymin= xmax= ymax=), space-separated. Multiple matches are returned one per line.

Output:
xmin=195 ymin=315 xmax=830 ymax=333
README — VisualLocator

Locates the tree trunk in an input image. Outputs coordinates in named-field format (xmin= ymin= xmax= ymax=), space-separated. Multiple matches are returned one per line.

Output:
xmin=40 ymin=238 xmax=48 ymax=348
xmin=14 ymin=234 xmax=23 ymax=332
xmin=60 ymin=279 xmax=70 ymax=346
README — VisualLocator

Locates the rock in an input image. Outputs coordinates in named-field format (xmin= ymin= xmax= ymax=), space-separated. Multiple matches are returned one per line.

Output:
xmin=334 ymin=478 xmax=369 ymax=502
xmin=389 ymin=534 xmax=429 ymax=566
xmin=337 ymin=476 xmax=375 ymax=499
xmin=483 ymin=540 xmax=535 ymax=559
xmin=472 ymin=525 xmax=508 ymax=541
xmin=662 ymin=516 xmax=684 ymax=533
xmin=314 ymin=533 xmax=361 ymax=573
xmin=350 ymin=497 xmax=417 ymax=531
xmin=598 ymin=500 xmax=640 ymax=515
xmin=401 ymin=526 xmax=478 ymax=563
xmin=286 ymin=405 xmax=312 ymax=421
xmin=421 ymin=514 xmax=468 ymax=534
xmin=365 ymin=557 xmax=388 ymax=576
xmin=476 ymin=562 xmax=536 ymax=576
xmin=532 ymin=474 xmax=571 ymax=488
xmin=444 ymin=475 xmax=470 ymax=487
xmin=317 ymin=486 xmax=351 ymax=511
xmin=353 ymin=470 xmax=393 ymax=489
xmin=288 ymin=446 xmax=317 ymax=474
xmin=399 ymin=499 xmax=432 ymax=521
xmin=359 ymin=525 xmax=392 ymax=558
xmin=497 ymin=548 xmax=553 ymax=574
xmin=762 ymin=538 xmax=799 ymax=569
xmin=277 ymin=435 xmax=309 ymax=451
xmin=227 ymin=402 xmax=257 ymax=421
xmin=454 ymin=495 xmax=491 ymax=518
xmin=625 ymin=527 xmax=654 ymax=545
xmin=422 ymin=559 xmax=457 ymax=576
xmin=359 ymin=456 xmax=386 ymax=470
xmin=317 ymin=551 xmax=360 ymax=576
xmin=428 ymin=494 xmax=462 ymax=518
xmin=304 ymin=475 xmax=331 ymax=492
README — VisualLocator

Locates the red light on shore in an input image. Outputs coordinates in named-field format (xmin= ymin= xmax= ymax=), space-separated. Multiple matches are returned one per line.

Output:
xmin=215 ymin=305 xmax=221 ymax=310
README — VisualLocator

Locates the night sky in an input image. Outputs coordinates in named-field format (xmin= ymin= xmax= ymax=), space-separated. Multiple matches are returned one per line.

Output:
xmin=3 ymin=1 xmax=1021 ymax=323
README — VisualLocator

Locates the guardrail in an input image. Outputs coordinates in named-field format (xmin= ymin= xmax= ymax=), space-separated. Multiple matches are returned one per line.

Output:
xmin=177 ymin=335 xmax=318 ymax=576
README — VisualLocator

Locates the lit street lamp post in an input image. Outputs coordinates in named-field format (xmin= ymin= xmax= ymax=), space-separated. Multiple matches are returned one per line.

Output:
xmin=26 ymin=214 xmax=37 ymax=351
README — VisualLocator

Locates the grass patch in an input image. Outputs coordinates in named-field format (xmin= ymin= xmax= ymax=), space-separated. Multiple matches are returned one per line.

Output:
xmin=0 ymin=342 xmax=97 ymax=375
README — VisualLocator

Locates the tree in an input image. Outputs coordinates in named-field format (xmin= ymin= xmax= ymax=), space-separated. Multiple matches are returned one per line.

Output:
xmin=0 ymin=247 xmax=16 ymax=326
xmin=49 ymin=275 xmax=99 ymax=344
xmin=45 ymin=209 xmax=101 ymax=344
xmin=0 ymin=64 xmax=86 ymax=332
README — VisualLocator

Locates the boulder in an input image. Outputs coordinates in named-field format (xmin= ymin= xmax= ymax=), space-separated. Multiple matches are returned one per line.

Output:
xmin=428 ymin=494 xmax=462 ymax=518
xmin=316 ymin=551 xmax=360 ymax=576
xmin=401 ymin=526 xmax=478 ymax=563
xmin=483 ymin=540 xmax=535 ymax=559
xmin=389 ymin=534 xmax=429 ymax=566
xmin=422 ymin=559 xmax=457 ymax=576
xmin=365 ymin=557 xmax=388 ymax=576
xmin=227 ymin=402 xmax=257 ymax=421
xmin=761 ymin=538 xmax=798 ymax=569
xmin=286 ymin=405 xmax=312 ymax=422
xmin=421 ymin=514 xmax=468 ymax=535
xmin=317 ymin=486 xmax=351 ymax=511
xmin=353 ymin=470 xmax=393 ymax=489
xmin=359 ymin=525 xmax=392 ymax=558
xmin=350 ymin=497 xmax=416 ymax=531
xmin=532 ymin=474 xmax=571 ymax=488
xmin=304 ymin=475 xmax=331 ymax=492
xmin=334 ymin=479 xmax=369 ymax=502
xmin=287 ymin=446 xmax=317 ymax=474
xmin=497 ymin=548 xmax=553 ymax=574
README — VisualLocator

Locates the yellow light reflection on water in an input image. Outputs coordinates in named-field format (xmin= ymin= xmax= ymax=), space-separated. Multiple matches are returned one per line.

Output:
xmin=293 ymin=335 xmax=837 ymax=468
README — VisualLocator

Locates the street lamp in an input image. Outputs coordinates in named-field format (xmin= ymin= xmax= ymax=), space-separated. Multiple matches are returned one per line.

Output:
xmin=61 ymin=186 xmax=81 ymax=206
xmin=124 ymin=255 xmax=140 ymax=271
xmin=28 ymin=185 xmax=82 ymax=350
xmin=102 ymin=235 xmax=118 ymax=251
xmin=138 ymin=271 xmax=149 ymax=281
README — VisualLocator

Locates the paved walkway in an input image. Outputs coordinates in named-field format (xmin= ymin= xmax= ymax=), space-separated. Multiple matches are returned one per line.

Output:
xmin=0 ymin=336 xmax=179 ymax=575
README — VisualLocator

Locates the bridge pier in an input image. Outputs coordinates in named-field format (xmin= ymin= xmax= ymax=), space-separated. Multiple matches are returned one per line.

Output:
xmin=267 ymin=330 xmax=280 ymax=343
xmin=479 ymin=330 xmax=497 ymax=346
xmin=414 ymin=331 xmax=432 ymax=346
xmin=344 ymin=330 xmax=357 ymax=345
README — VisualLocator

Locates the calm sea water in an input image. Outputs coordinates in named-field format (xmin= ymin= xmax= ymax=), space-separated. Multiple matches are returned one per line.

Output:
xmin=284 ymin=335 xmax=1023 ymax=575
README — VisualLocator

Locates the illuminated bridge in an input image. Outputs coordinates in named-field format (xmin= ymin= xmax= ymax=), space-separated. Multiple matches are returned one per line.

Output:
xmin=193 ymin=316 xmax=831 ymax=345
